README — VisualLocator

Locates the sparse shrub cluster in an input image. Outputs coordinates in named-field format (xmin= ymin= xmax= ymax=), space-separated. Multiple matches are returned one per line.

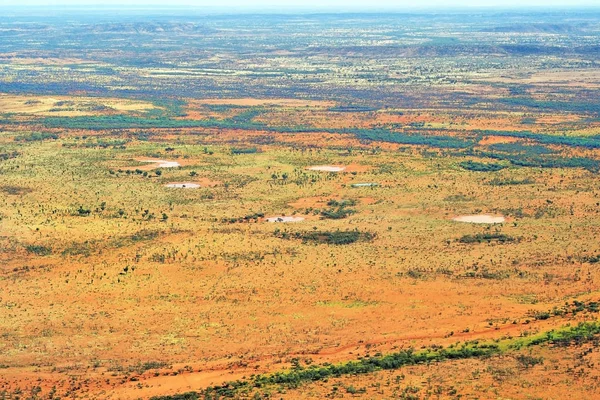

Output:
xmin=25 ymin=244 xmax=53 ymax=256
xmin=221 ymin=212 xmax=265 ymax=223
xmin=320 ymin=198 xmax=358 ymax=219
xmin=62 ymin=139 xmax=127 ymax=149
xmin=582 ymin=254 xmax=600 ymax=264
xmin=487 ymin=177 xmax=535 ymax=186
xmin=15 ymin=132 xmax=59 ymax=142
xmin=0 ymin=186 xmax=32 ymax=195
xmin=458 ymin=233 xmax=517 ymax=244
xmin=111 ymin=168 xmax=161 ymax=178
xmin=274 ymin=229 xmax=375 ymax=245
xmin=0 ymin=151 xmax=20 ymax=161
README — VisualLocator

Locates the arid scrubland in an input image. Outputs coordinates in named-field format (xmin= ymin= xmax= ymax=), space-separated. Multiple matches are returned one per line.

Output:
xmin=1 ymin=8 xmax=600 ymax=399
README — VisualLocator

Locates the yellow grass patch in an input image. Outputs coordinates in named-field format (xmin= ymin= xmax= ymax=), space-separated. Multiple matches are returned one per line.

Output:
xmin=0 ymin=93 xmax=157 ymax=116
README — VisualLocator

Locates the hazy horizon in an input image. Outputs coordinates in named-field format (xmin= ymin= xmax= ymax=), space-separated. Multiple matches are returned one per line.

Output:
xmin=2 ymin=0 xmax=600 ymax=10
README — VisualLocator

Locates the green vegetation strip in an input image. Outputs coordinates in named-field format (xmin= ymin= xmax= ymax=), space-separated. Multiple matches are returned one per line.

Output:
xmin=8 ymin=109 xmax=600 ymax=171
xmin=25 ymin=114 xmax=474 ymax=149
xmin=150 ymin=321 xmax=600 ymax=400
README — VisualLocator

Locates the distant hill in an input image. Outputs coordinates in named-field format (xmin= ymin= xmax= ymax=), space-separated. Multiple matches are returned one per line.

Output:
xmin=481 ymin=23 xmax=588 ymax=34
xmin=308 ymin=43 xmax=600 ymax=58
xmin=90 ymin=22 xmax=216 ymax=34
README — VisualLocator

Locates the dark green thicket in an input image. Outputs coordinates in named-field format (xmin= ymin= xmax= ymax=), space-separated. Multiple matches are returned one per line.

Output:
xmin=499 ymin=98 xmax=600 ymax=115
xmin=475 ymin=129 xmax=600 ymax=149
xmin=478 ymin=150 xmax=600 ymax=172
xmin=320 ymin=200 xmax=357 ymax=219
xmin=349 ymin=128 xmax=473 ymax=148
xmin=459 ymin=160 xmax=506 ymax=172
xmin=230 ymin=147 xmax=258 ymax=154
xmin=25 ymin=245 xmax=53 ymax=256
xmin=583 ymin=254 xmax=600 ymax=264
xmin=487 ymin=142 xmax=554 ymax=155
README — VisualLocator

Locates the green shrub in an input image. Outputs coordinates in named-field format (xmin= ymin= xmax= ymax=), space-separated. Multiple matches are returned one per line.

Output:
xmin=25 ymin=245 xmax=52 ymax=256
xmin=231 ymin=147 xmax=258 ymax=154
xmin=320 ymin=207 xmax=356 ymax=220
xmin=460 ymin=161 xmax=506 ymax=172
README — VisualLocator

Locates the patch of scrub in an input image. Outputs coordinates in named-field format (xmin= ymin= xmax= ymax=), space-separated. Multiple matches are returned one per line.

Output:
xmin=307 ymin=165 xmax=345 ymax=172
xmin=453 ymin=215 xmax=506 ymax=224
xmin=165 ymin=183 xmax=201 ymax=189
xmin=139 ymin=159 xmax=181 ymax=168
xmin=316 ymin=300 xmax=379 ymax=308
xmin=266 ymin=216 xmax=305 ymax=223
xmin=351 ymin=183 xmax=378 ymax=188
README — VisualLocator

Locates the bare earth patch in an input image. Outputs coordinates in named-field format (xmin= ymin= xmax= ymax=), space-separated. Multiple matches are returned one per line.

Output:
xmin=0 ymin=93 xmax=157 ymax=116
xmin=165 ymin=183 xmax=201 ymax=189
xmin=453 ymin=214 xmax=506 ymax=224
xmin=478 ymin=136 xmax=521 ymax=146
xmin=307 ymin=165 xmax=346 ymax=172
xmin=137 ymin=159 xmax=181 ymax=168
xmin=351 ymin=182 xmax=379 ymax=188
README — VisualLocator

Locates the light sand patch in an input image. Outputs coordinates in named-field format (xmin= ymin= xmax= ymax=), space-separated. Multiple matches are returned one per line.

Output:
xmin=307 ymin=165 xmax=346 ymax=172
xmin=453 ymin=215 xmax=506 ymax=224
xmin=351 ymin=183 xmax=379 ymax=188
xmin=139 ymin=159 xmax=181 ymax=168
xmin=165 ymin=183 xmax=201 ymax=189
xmin=266 ymin=216 xmax=305 ymax=223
